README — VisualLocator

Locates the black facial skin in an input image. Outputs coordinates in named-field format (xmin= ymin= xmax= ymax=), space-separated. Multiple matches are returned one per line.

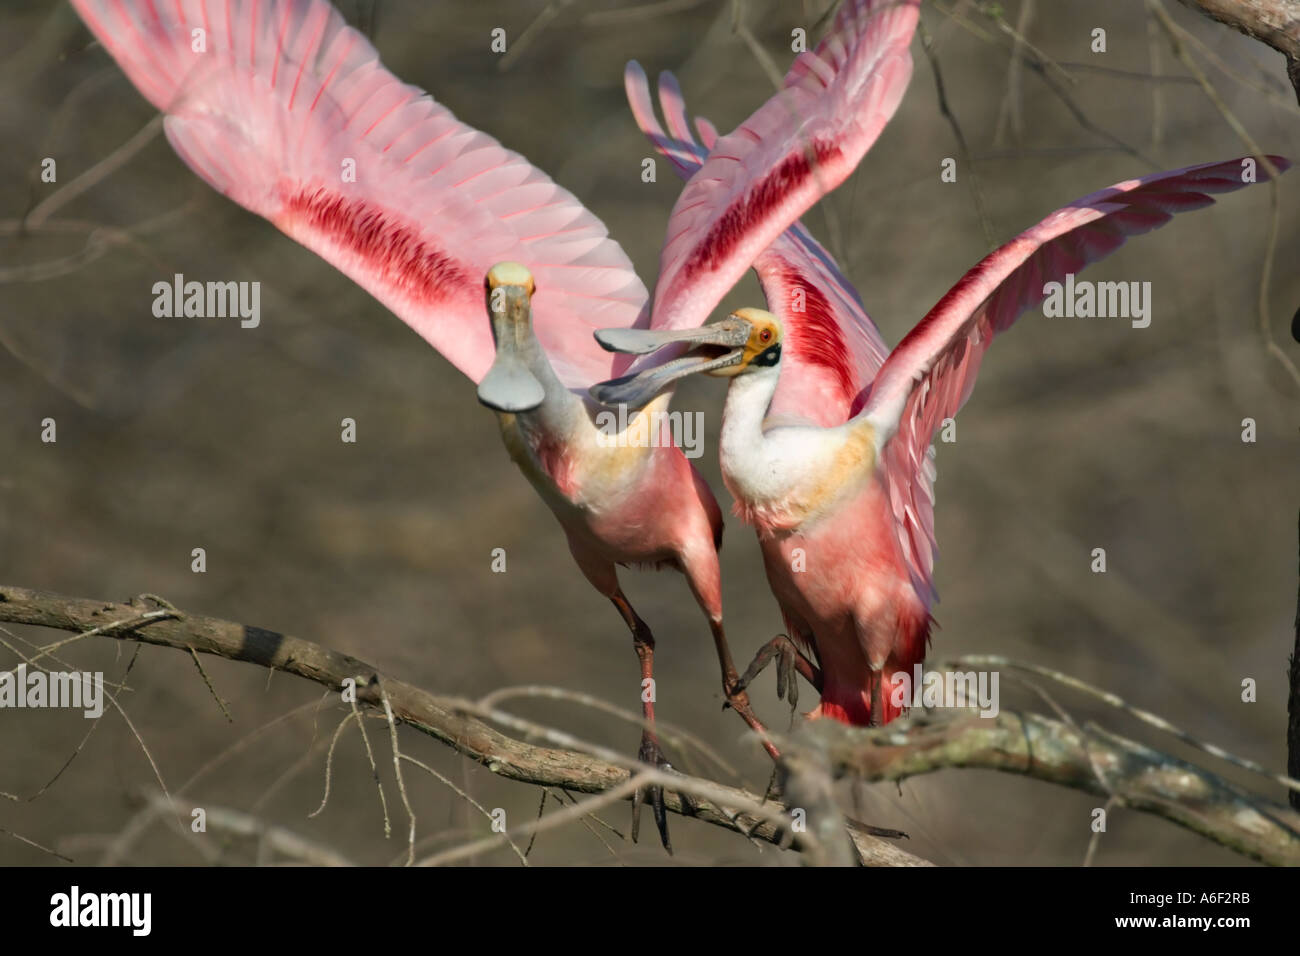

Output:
xmin=750 ymin=342 xmax=782 ymax=368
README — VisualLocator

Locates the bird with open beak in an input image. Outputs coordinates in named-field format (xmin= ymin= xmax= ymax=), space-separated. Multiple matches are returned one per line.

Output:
xmin=592 ymin=156 xmax=1290 ymax=727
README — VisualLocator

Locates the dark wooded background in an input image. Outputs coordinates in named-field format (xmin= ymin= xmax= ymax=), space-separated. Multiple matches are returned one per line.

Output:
xmin=1 ymin=0 xmax=1297 ymax=865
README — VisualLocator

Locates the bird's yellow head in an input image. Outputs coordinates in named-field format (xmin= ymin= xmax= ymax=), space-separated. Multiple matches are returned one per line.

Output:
xmin=486 ymin=261 xmax=536 ymax=299
xmin=709 ymin=307 xmax=783 ymax=377
xmin=478 ymin=262 xmax=544 ymax=413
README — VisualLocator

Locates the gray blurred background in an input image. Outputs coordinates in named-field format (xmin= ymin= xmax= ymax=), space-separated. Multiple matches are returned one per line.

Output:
xmin=1 ymin=0 xmax=1297 ymax=866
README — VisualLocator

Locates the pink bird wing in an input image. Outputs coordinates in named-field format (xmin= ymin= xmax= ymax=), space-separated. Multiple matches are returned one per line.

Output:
xmin=858 ymin=156 xmax=1291 ymax=605
xmin=626 ymin=63 xmax=890 ymax=427
xmin=646 ymin=0 xmax=918 ymax=335
xmin=69 ymin=0 xmax=647 ymax=390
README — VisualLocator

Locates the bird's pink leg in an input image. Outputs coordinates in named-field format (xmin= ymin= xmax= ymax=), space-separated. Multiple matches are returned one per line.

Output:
xmin=709 ymin=619 xmax=782 ymax=762
xmin=678 ymin=542 xmax=782 ymax=760
xmin=609 ymin=591 xmax=673 ymax=851
xmin=566 ymin=536 xmax=674 ymax=850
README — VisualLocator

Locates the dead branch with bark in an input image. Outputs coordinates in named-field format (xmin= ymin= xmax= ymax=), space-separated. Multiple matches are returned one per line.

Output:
xmin=2 ymin=583 xmax=1296 ymax=865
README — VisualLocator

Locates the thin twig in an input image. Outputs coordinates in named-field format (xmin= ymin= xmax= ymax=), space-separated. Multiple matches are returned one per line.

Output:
xmin=548 ymin=787 xmax=624 ymax=860
xmin=1146 ymin=2 xmax=1165 ymax=146
xmin=993 ymin=0 xmax=1034 ymax=147
xmin=497 ymin=0 xmax=575 ymax=72
xmin=349 ymin=691 xmax=392 ymax=838
xmin=418 ymin=777 xmax=648 ymax=866
xmin=398 ymin=755 xmax=529 ymax=866
xmin=187 ymin=646 xmax=233 ymax=723
xmin=1 ymin=827 xmax=74 ymax=864
xmin=309 ymin=710 xmax=360 ymax=818
xmin=379 ymin=688 xmax=416 ymax=865
xmin=918 ymin=17 xmax=996 ymax=248
xmin=1147 ymin=0 xmax=1300 ymax=390
xmin=934 ymin=0 xmax=1160 ymax=168
xmin=25 ymin=115 xmax=163 ymax=229
xmin=731 ymin=0 xmax=786 ymax=89
xmin=0 ymin=584 xmax=924 ymax=865
xmin=477 ymin=684 xmax=739 ymax=781
xmin=1083 ymin=795 xmax=1120 ymax=867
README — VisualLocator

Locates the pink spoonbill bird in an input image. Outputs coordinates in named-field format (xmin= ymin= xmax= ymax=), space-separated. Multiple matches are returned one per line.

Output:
xmin=598 ymin=71 xmax=1289 ymax=725
xmin=67 ymin=0 xmax=916 ymax=843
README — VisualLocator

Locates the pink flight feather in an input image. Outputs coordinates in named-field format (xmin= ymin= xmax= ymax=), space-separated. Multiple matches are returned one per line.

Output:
xmin=860 ymin=156 xmax=1292 ymax=604
xmin=70 ymin=0 xmax=648 ymax=390
xmin=648 ymin=0 xmax=919 ymax=337
xmin=624 ymin=61 xmax=891 ymax=428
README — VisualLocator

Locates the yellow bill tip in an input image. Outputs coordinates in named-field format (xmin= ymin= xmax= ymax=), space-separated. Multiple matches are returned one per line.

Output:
xmin=486 ymin=261 xmax=535 ymax=294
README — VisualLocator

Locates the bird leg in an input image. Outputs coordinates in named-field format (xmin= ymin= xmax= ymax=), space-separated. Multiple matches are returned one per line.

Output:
xmin=709 ymin=620 xmax=782 ymax=761
xmin=609 ymin=592 xmax=672 ymax=852
xmin=734 ymin=634 xmax=823 ymax=720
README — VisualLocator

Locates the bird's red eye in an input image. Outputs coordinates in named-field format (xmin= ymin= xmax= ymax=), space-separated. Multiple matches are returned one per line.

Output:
xmin=759 ymin=328 xmax=772 ymax=343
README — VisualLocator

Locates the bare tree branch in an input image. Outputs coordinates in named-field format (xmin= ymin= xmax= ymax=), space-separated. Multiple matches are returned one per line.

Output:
xmin=0 ymin=584 xmax=926 ymax=866
xmin=5 ymin=583 xmax=1296 ymax=864
xmin=1171 ymin=0 xmax=1300 ymax=102
xmin=136 ymin=791 xmax=355 ymax=866
xmin=813 ymin=709 xmax=1300 ymax=866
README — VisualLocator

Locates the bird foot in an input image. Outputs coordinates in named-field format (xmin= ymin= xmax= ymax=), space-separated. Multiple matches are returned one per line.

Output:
xmin=734 ymin=634 xmax=823 ymax=719
xmin=630 ymin=731 xmax=674 ymax=854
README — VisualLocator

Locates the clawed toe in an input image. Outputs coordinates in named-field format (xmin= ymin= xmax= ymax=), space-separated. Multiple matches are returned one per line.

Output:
xmin=630 ymin=732 xmax=673 ymax=853
xmin=736 ymin=634 xmax=822 ymax=721
xmin=736 ymin=635 xmax=799 ymax=711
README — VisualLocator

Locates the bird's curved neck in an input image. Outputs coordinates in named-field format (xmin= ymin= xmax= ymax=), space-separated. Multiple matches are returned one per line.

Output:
xmin=719 ymin=362 xmax=880 ymax=532
xmin=508 ymin=327 xmax=584 ymax=431
xmin=721 ymin=365 xmax=782 ymax=443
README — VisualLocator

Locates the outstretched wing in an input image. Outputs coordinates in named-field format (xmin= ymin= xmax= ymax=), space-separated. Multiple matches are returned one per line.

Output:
xmin=858 ymin=156 xmax=1291 ymax=604
xmin=70 ymin=0 xmax=647 ymax=390
xmin=646 ymin=0 xmax=918 ymax=337
xmin=626 ymin=63 xmax=889 ymax=428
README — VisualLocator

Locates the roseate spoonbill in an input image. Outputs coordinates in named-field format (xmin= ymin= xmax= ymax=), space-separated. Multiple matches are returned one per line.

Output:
xmin=68 ymin=0 xmax=916 ymax=844
xmin=597 ymin=74 xmax=1288 ymax=724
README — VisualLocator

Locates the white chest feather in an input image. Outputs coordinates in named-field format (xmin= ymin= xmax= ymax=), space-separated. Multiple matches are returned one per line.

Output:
xmin=718 ymin=369 xmax=878 ymax=531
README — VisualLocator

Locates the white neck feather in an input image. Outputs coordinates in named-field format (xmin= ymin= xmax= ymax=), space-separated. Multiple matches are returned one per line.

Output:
xmin=719 ymin=365 xmax=781 ymax=446
xmin=718 ymin=364 xmax=877 ymax=530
